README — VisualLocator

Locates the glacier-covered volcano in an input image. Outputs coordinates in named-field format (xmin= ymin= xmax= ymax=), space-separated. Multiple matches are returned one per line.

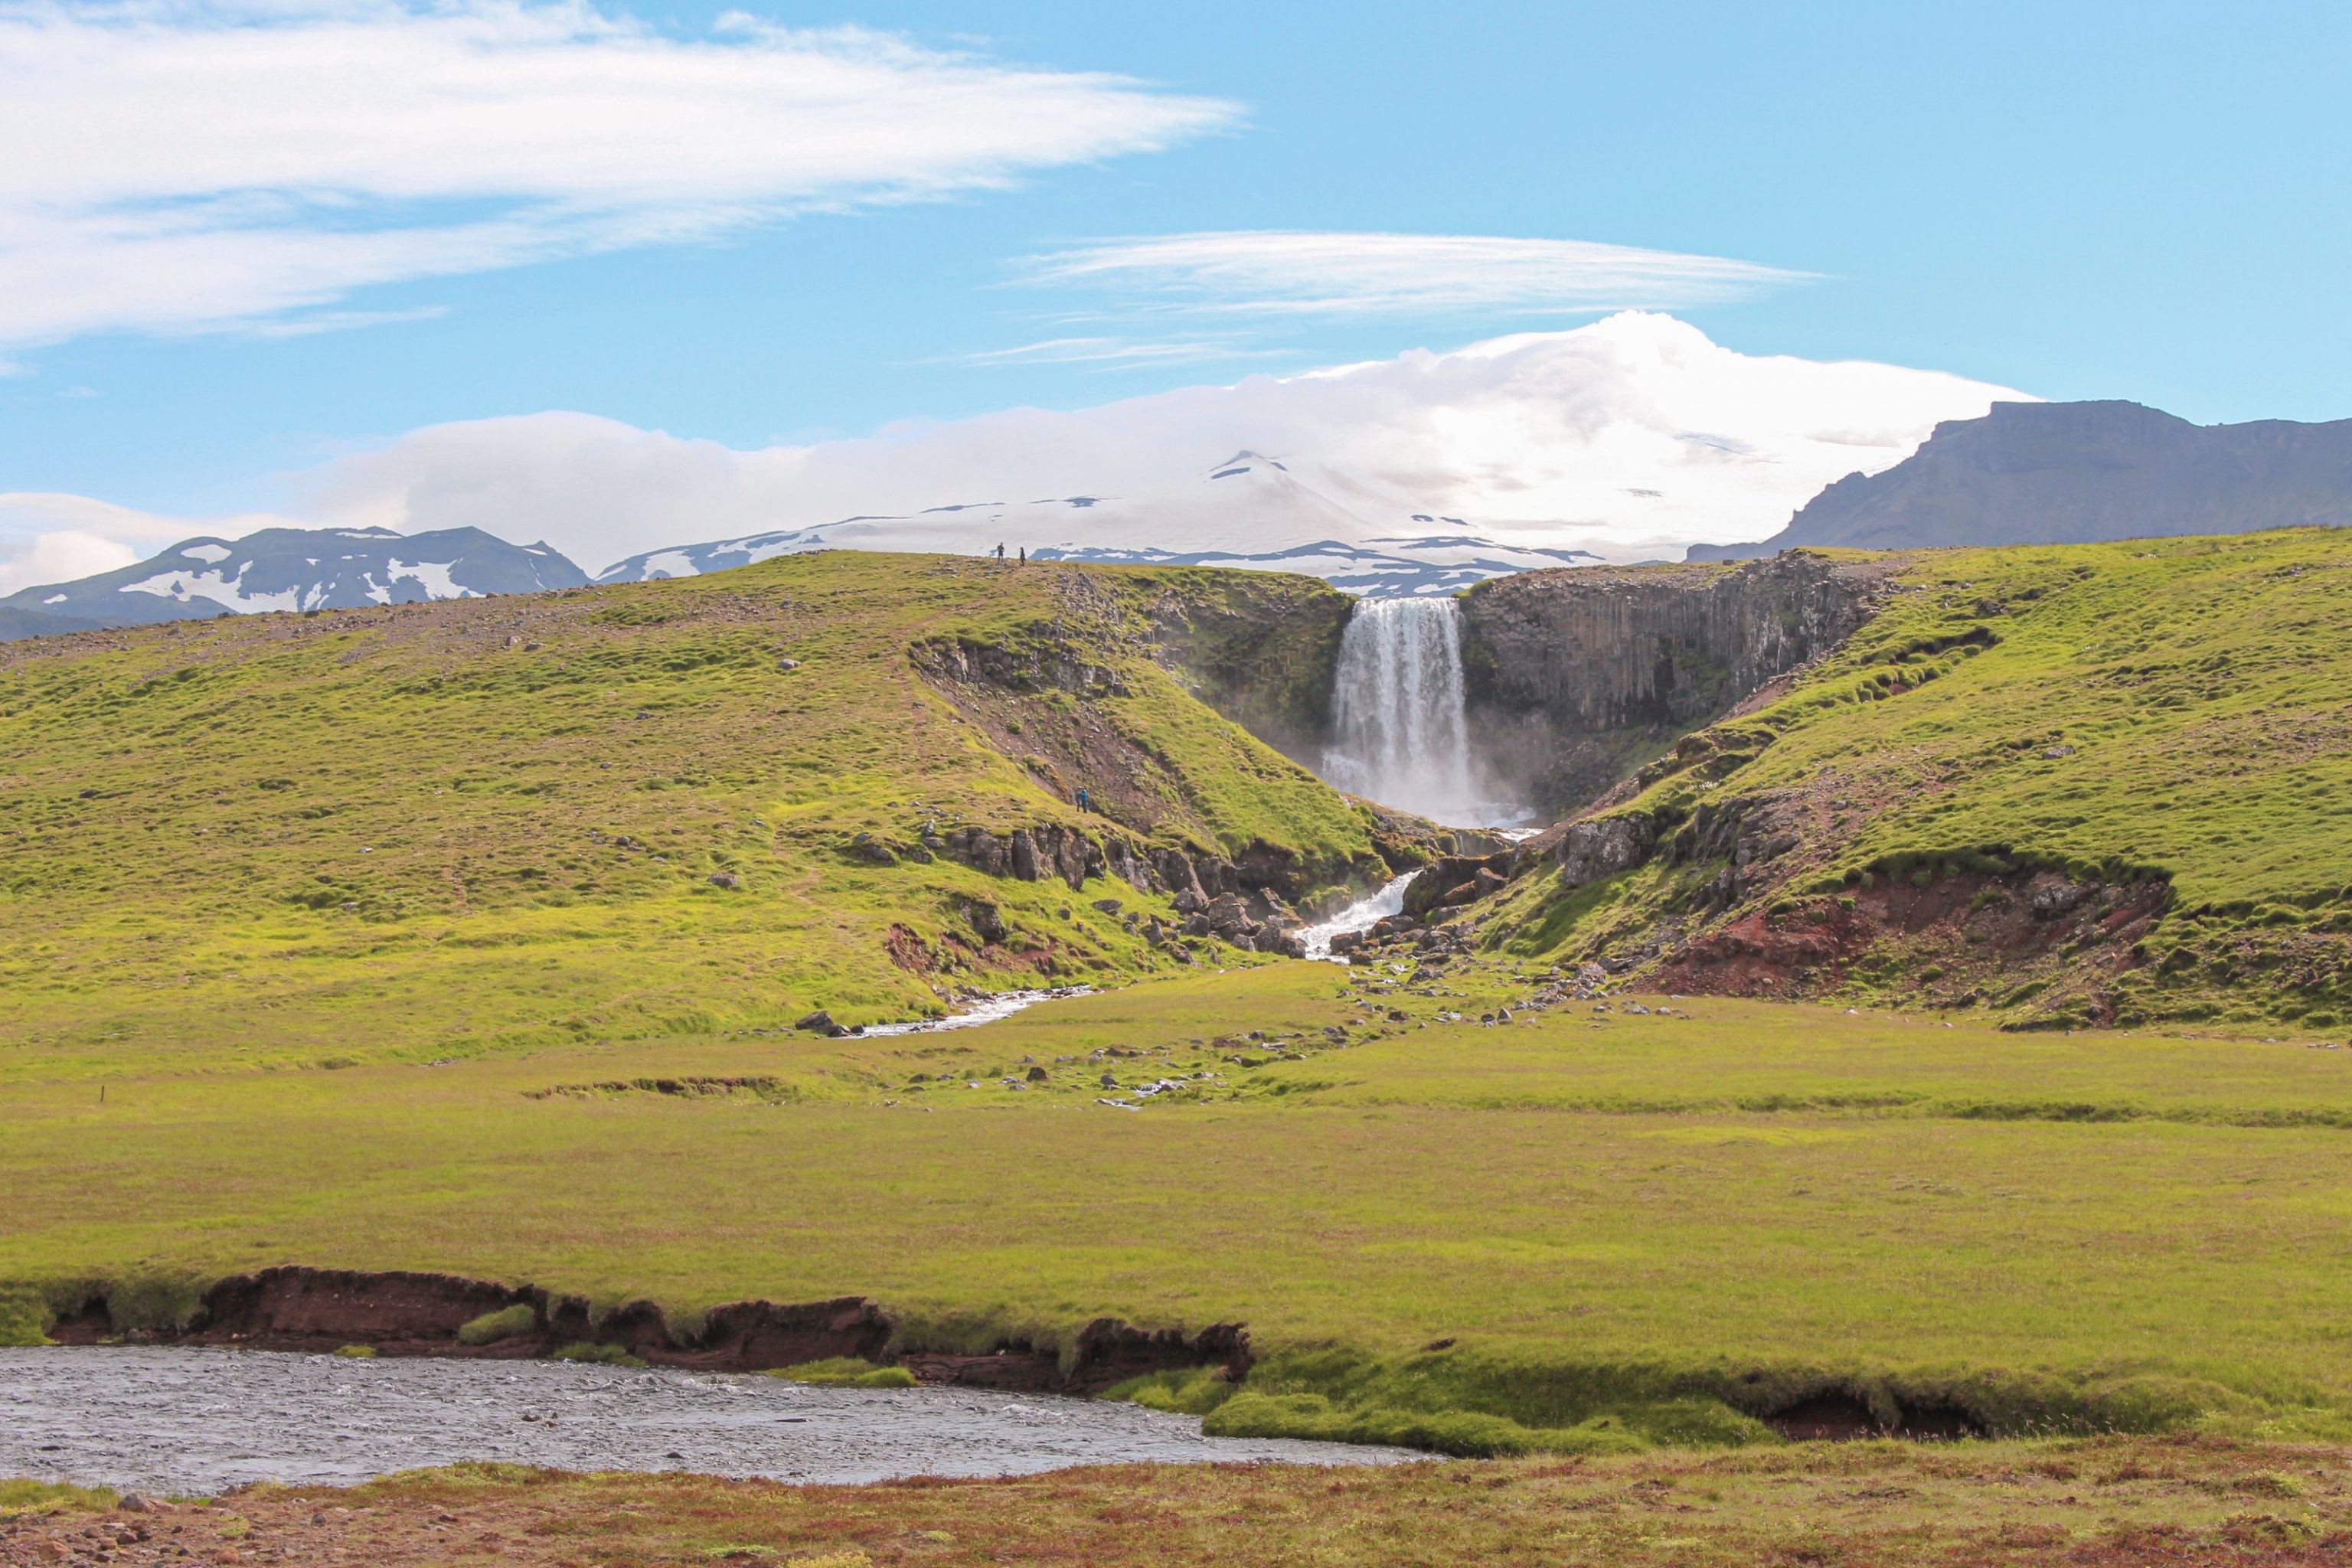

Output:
xmin=596 ymin=452 xmax=1602 ymax=597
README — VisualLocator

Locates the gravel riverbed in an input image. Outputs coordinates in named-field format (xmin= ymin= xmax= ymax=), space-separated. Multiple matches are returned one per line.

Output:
xmin=0 ymin=1346 xmax=1419 ymax=1496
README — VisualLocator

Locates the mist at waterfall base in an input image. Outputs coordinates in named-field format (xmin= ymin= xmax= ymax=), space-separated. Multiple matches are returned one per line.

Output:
xmin=1320 ymin=597 xmax=1530 ymax=828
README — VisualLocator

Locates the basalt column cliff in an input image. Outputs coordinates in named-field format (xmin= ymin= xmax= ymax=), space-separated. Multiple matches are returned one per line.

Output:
xmin=1455 ymin=553 xmax=1895 ymax=818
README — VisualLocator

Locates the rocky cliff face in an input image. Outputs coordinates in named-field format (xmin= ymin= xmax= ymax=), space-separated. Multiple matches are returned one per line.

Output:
xmin=1459 ymin=553 xmax=1893 ymax=817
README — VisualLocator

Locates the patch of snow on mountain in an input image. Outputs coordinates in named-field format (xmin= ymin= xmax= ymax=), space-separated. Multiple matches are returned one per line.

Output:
xmin=116 ymin=566 xmax=302 ymax=614
xmin=386 ymin=559 xmax=479 ymax=600
xmin=637 ymin=550 xmax=700 ymax=580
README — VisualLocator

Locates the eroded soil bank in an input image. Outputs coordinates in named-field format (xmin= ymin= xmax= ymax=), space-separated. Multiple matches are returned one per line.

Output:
xmin=0 ymin=1347 xmax=1418 ymax=1498
xmin=44 ymin=1267 xmax=1248 ymax=1396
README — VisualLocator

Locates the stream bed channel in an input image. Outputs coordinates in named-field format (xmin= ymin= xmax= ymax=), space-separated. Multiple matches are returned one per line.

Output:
xmin=0 ymin=1347 xmax=1419 ymax=1495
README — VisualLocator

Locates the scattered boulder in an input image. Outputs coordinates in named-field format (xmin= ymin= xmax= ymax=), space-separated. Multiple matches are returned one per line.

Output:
xmin=1403 ymin=853 xmax=1517 ymax=919
xmin=795 ymin=1010 xmax=838 ymax=1034
xmin=707 ymin=872 xmax=740 ymax=890
xmin=957 ymin=898 xmax=1008 ymax=945
xmin=1557 ymin=814 xmax=1655 ymax=889
xmin=2029 ymin=879 xmax=2090 ymax=918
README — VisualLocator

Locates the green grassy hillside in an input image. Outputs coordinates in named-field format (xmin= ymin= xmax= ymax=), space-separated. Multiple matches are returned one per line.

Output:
xmin=0 ymin=552 xmax=1383 ymax=1077
xmin=1489 ymin=528 xmax=2352 ymax=1029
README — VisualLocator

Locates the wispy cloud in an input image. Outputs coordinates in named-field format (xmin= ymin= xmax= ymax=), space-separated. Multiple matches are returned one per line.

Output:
xmin=0 ymin=2 xmax=1238 ymax=354
xmin=946 ymin=335 xmax=1294 ymax=370
xmin=241 ymin=305 xmax=454 ymax=340
xmin=1020 ymin=230 xmax=1812 ymax=317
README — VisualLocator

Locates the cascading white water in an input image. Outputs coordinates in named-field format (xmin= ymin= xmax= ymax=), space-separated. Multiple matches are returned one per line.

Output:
xmin=1321 ymin=596 xmax=1478 ymax=823
xmin=1299 ymin=871 xmax=1419 ymax=960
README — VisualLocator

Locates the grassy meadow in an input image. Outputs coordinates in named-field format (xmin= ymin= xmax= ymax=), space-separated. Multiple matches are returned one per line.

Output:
xmin=6 ymin=960 xmax=2350 ymax=1451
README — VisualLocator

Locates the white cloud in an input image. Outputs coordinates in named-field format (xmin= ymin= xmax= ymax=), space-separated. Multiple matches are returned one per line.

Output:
xmin=0 ymin=2 xmax=1236 ymax=350
xmin=0 ymin=530 xmax=139 ymax=597
xmin=279 ymin=312 xmax=2025 ymax=570
xmin=5 ymin=315 xmax=2032 ymax=591
xmin=946 ymin=335 xmax=1292 ymax=369
xmin=0 ymin=491 xmax=293 ymax=596
xmin=1019 ymin=230 xmax=1812 ymax=316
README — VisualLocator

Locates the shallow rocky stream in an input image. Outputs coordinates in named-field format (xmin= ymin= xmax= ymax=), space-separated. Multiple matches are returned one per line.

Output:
xmin=0 ymin=1347 xmax=1418 ymax=1496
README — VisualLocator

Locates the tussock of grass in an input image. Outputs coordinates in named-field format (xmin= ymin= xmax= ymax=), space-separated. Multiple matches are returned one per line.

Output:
xmin=332 ymin=1343 xmax=377 ymax=1359
xmin=762 ymin=1357 xmax=916 ymax=1389
xmin=0 ymin=1478 xmax=117 ymax=1516
xmin=550 ymin=1341 xmax=645 ymax=1367
xmin=456 ymin=1303 xmax=536 ymax=1346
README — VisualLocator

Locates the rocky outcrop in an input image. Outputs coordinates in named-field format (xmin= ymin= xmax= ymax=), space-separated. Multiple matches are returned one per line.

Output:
xmin=1554 ymin=814 xmax=1657 ymax=889
xmin=934 ymin=824 xmax=1106 ymax=891
xmin=1168 ymin=885 xmax=1308 ymax=958
xmin=926 ymin=819 xmax=1319 ymax=956
xmin=1402 ymin=851 xmax=1521 ymax=921
xmin=1459 ymin=553 xmax=1893 ymax=816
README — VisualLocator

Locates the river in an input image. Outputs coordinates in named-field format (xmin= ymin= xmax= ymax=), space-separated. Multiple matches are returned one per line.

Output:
xmin=0 ymin=1347 xmax=1419 ymax=1495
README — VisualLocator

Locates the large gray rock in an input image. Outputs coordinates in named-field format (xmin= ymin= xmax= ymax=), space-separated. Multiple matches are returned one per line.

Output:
xmin=1557 ymin=815 xmax=1655 ymax=889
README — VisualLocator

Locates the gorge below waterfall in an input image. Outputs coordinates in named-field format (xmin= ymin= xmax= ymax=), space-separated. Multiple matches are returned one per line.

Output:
xmin=1321 ymin=596 xmax=1500 ymax=826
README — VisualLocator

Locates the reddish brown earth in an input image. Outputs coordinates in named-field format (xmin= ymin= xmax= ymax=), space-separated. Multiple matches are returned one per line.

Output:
xmin=47 ymin=1268 xmax=1248 ymax=1392
xmin=1653 ymin=867 xmax=2169 ymax=1018
xmin=9 ymin=1436 xmax=2351 ymax=1567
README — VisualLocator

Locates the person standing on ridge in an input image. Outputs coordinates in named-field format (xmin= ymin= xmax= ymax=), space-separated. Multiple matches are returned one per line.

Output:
xmin=1019 ymin=547 xmax=1027 ymax=564
xmin=993 ymin=542 xmax=1004 ymax=559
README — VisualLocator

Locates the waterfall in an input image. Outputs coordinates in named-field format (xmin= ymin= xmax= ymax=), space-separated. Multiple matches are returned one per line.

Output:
xmin=1322 ymin=596 xmax=1477 ymax=823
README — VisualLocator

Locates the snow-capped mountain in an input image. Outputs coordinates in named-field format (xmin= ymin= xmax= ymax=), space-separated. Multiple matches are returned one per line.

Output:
xmin=596 ymin=452 xmax=1605 ymax=596
xmin=0 ymin=526 xmax=589 ymax=639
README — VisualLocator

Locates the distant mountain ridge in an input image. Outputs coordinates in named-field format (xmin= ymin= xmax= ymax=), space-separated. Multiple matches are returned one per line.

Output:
xmin=0 ymin=526 xmax=589 ymax=639
xmin=1690 ymin=400 xmax=2352 ymax=560
xmin=593 ymin=453 xmax=1605 ymax=596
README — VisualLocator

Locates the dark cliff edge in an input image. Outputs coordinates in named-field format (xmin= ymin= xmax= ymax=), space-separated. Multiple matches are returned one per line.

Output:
xmin=1457 ymin=553 xmax=1897 ymax=819
xmin=1690 ymin=400 xmax=2352 ymax=561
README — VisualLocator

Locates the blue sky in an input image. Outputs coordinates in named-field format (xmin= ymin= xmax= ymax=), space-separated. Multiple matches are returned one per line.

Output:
xmin=0 ymin=0 xmax=2345 ymax=534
